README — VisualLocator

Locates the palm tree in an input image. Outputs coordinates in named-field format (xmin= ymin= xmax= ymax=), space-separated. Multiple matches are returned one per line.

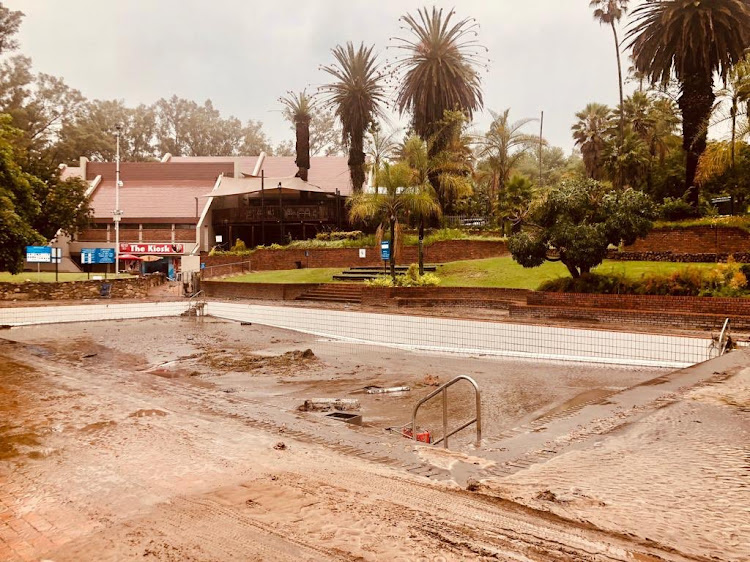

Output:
xmin=279 ymin=90 xmax=314 ymax=181
xmin=627 ymin=0 xmax=750 ymax=206
xmin=478 ymin=109 xmax=539 ymax=205
xmin=392 ymin=6 xmax=485 ymax=149
xmin=349 ymin=161 xmax=439 ymax=280
xmin=320 ymin=42 xmax=386 ymax=193
xmin=572 ymin=103 xmax=612 ymax=180
xmin=718 ymin=56 xmax=750 ymax=168
xmin=590 ymin=0 xmax=630 ymax=165
xmin=365 ymin=123 xmax=399 ymax=194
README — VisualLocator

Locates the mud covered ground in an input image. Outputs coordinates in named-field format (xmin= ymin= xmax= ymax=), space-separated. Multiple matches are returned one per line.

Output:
xmin=0 ymin=316 xmax=747 ymax=561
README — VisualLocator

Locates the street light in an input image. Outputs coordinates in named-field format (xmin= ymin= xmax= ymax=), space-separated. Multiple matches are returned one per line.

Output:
xmin=114 ymin=123 xmax=123 ymax=276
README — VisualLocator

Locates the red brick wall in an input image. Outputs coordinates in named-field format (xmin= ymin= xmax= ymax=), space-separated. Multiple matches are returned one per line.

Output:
xmin=174 ymin=229 xmax=196 ymax=242
xmin=232 ymin=239 xmax=508 ymax=271
xmin=77 ymin=230 xmax=108 ymax=241
xmin=625 ymin=226 xmax=750 ymax=254
xmin=361 ymin=286 xmax=531 ymax=307
xmin=528 ymin=291 xmax=750 ymax=316
xmin=202 ymin=281 xmax=318 ymax=300
xmin=140 ymin=229 xmax=172 ymax=241
xmin=509 ymin=304 xmax=745 ymax=331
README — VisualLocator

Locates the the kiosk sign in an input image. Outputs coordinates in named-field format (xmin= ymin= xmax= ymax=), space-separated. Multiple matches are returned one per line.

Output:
xmin=119 ymin=243 xmax=183 ymax=254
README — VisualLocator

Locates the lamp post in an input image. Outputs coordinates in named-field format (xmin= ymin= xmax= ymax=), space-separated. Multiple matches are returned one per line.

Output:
xmin=114 ymin=123 xmax=123 ymax=276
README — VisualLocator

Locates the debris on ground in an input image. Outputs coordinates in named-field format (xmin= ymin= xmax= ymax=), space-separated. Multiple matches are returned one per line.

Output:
xmin=422 ymin=374 xmax=440 ymax=387
xmin=199 ymin=348 xmax=318 ymax=375
xmin=466 ymin=479 xmax=481 ymax=492
xmin=299 ymin=398 xmax=360 ymax=412
xmin=365 ymin=385 xmax=410 ymax=394
xmin=273 ymin=442 xmax=286 ymax=450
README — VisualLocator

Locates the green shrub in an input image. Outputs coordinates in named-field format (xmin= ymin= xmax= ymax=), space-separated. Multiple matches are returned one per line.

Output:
xmin=539 ymin=273 xmax=632 ymax=294
xmin=659 ymin=197 xmax=699 ymax=220
xmin=230 ymin=238 xmax=247 ymax=252
xmin=315 ymin=230 xmax=364 ymax=241
xmin=365 ymin=276 xmax=394 ymax=287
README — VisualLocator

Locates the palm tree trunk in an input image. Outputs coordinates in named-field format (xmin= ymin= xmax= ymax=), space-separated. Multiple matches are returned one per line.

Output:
xmin=389 ymin=218 xmax=396 ymax=281
xmin=348 ymin=129 xmax=366 ymax=193
xmin=418 ymin=219 xmax=425 ymax=276
xmin=611 ymin=21 xmax=624 ymax=189
xmin=295 ymin=117 xmax=310 ymax=182
xmin=679 ymin=73 xmax=715 ymax=207
xmin=731 ymin=100 xmax=737 ymax=169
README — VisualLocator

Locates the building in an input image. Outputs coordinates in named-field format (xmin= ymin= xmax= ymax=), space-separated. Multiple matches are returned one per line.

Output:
xmin=54 ymin=153 xmax=352 ymax=275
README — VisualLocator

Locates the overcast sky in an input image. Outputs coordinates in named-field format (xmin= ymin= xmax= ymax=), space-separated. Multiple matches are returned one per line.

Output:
xmin=5 ymin=0 xmax=643 ymax=153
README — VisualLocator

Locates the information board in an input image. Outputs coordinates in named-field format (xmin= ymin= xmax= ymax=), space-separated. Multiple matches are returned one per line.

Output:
xmin=26 ymin=246 xmax=51 ymax=263
xmin=81 ymin=248 xmax=116 ymax=264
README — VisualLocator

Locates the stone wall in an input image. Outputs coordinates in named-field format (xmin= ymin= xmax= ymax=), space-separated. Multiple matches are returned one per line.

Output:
xmin=0 ymin=275 xmax=164 ymax=301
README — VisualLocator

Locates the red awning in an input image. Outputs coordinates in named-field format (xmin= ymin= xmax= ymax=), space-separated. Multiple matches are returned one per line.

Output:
xmin=119 ymin=253 xmax=143 ymax=261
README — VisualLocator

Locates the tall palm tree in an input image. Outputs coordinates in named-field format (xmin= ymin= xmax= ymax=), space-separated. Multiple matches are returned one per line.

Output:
xmin=590 ymin=0 xmax=630 ymax=164
xmin=365 ymin=123 xmax=399 ymax=194
xmin=320 ymin=42 xmax=386 ymax=193
xmin=627 ymin=0 xmax=750 ymax=206
xmin=392 ymin=6 xmax=485 ymax=149
xmin=478 ymin=109 xmax=539 ymax=204
xmin=279 ymin=90 xmax=314 ymax=181
xmin=348 ymin=161 xmax=439 ymax=280
xmin=572 ymin=103 xmax=612 ymax=180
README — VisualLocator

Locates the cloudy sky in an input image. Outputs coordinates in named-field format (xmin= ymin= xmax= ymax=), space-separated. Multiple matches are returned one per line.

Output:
xmin=5 ymin=0 xmax=642 ymax=153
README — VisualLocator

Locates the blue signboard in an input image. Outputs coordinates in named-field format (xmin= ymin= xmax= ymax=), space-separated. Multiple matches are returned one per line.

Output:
xmin=26 ymin=246 xmax=51 ymax=263
xmin=81 ymin=248 xmax=115 ymax=264
xmin=380 ymin=241 xmax=391 ymax=261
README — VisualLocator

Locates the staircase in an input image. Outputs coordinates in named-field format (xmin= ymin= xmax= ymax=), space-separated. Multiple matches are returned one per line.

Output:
xmin=333 ymin=265 xmax=438 ymax=282
xmin=296 ymin=283 xmax=364 ymax=304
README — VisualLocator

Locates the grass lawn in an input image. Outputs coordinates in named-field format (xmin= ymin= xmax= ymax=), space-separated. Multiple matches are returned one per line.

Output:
xmin=437 ymin=257 xmax=717 ymax=289
xmin=218 ymin=268 xmax=342 ymax=284
xmin=0 ymin=272 xmax=131 ymax=283
xmin=218 ymin=258 xmax=720 ymax=289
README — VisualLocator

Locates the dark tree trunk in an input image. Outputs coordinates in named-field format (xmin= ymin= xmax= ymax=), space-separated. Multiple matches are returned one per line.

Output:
xmin=612 ymin=21 xmax=625 ymax=189
xmin=679 ymin=72 xmax=715 ymax=207
xmin=389 ymin=218 xmax=396 ymax=281
xmin=348 ymin=129 xmax=366 ymax=193
xmin=295 ymin=116 xmax=310 ymax=182
xmin=561 ymin=256 xmax=580 ymax=278
xmin=418 ymin=220 xmax=425 ymax=276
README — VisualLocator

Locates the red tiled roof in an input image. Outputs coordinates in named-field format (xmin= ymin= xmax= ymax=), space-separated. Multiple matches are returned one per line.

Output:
xmin=86 ymin=161 xmax=233 ymax=182
xmin=90 ymin=180 xmax=213 ymax=220
xmin=168 ymin=155 xmax=353 ymax=195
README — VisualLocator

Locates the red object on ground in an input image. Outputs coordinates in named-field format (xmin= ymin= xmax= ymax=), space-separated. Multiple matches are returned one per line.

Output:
xmin=401 ymin=428 xmax=431 ymax=444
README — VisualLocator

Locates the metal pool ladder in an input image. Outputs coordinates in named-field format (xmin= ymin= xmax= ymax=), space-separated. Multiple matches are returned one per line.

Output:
xmin=411 ymin=375 xmax=481 ymax=449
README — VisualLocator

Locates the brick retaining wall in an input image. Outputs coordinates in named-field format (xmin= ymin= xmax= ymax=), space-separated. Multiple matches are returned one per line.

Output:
xmin=361 ymin=286 xmax=531 ymax=307
xmin=203 ymin=239 xmax=508 ymax=272
xmin=0 ymin=275 xmax=164 ymax=301
xmin=625 ymin=226 xmax=750 ymax=254
xmin=607 ymin=250 xmax=750 ymax=262
xmin=527 ymin=291 xmax=750 ymax=316
xmin=202 ymin=281 xmax=318 ymax=300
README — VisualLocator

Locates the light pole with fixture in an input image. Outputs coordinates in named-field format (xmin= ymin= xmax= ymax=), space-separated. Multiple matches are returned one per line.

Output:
xmin=114 ymin=123 xmax=123 ymax=276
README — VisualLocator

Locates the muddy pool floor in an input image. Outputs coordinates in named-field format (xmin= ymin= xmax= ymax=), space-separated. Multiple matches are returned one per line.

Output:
xmin=0 ymin=316 xmax=747 ymax=561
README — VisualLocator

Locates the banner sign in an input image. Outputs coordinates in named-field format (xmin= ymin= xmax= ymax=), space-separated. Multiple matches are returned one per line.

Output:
xmin=81 ymin=248 xmax=115 ymax=264
xmin=119 ymin=243 xmax=184 ymax=254
xmin=380 ymin=241 xmax=391 ymax=261
xmin=26 ymin=246 xmax=51 ymax=263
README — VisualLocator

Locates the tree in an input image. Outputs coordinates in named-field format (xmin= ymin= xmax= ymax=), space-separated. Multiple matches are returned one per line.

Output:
xmin=320 ymin=42 xmax=386 ymax=193
xmin=348 ymin=161 xmax=439 ymax=280
xmin=273 ymin=140 xmax=295 ymax=157
xmin=508 ymin=178 xmax=656 ymax=278
xmin=0 ymin=3 xmax=23 ymax=54
xmin=627 ymin=0 xmax=750 ymax=206
xmin=497 ymin=174 xmax=534 ymax=235
xmin=572 ymin=103 xmax=611 ymax=180
xmin=280 ymin=90 xmax=314 ymax=180
xmin=590 ymin=0 xmax=630 ymax=181
xmin=309 ymin=110 xmax=343 ymax=156
xmin=392 ymin=6 xmax=485 ymax=145
xmin=478 ymin=109 xmax=539 ymax=206
xmin=241 ymin=119 xmax=273 ymax=155
xmin=0 ymin=115 xmax=45 ymax=273
xmin=33 ymin=175 xmax=92 ymax=241
xmin=366 ymin=123 xmax=399 ymax=194
xmin=716 ymin=56 xmax=750 ymax=169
